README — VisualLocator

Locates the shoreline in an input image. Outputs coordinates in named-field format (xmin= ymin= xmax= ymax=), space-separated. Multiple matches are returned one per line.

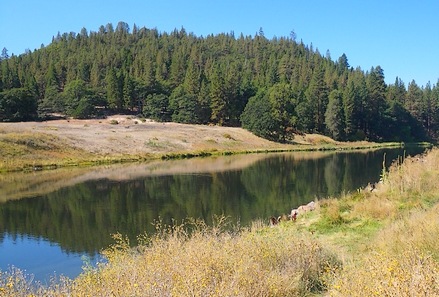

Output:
xmin=0 ymin=115 xmax=430 ymax=173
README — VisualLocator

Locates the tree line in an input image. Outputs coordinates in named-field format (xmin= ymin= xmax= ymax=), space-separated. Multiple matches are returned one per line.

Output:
xmin=1 ymin=21 xmax=438 ymax=142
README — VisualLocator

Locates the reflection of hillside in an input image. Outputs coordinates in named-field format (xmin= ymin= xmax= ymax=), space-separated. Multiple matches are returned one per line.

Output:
xmin=0 ymin=151 xmax=339 ymax=203
xmin=0 ymin=147 xmax=426 ymax=255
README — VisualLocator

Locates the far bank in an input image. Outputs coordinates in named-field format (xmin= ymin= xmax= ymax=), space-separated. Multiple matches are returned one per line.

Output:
xmin=0 ymin=115 xmax=427 ymax=172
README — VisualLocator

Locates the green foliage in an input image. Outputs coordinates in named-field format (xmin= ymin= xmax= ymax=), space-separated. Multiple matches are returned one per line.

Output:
xmin=325 ymin=90 xmax=345 ymax=140
xmin=0 ymin=88 xmax=37 ymax=121
xmin=268 ymin=82 xmax=297 ymax=142
xmin=0 ymin=23 xmax=436 ymax=142
xmin=143 ymin=93 xmax=171 ymax=122
xmin=305 ymin=66 xmax=329 ymax=133
xmin=63 ymin=79 xmax=97 ymax=118
xmin=241 ymin=89 xmax=278 ymax=140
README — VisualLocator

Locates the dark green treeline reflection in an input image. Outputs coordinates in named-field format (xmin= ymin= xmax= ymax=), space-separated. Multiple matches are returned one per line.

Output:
xmin=0 ymin=147 xmax=425 ymax=255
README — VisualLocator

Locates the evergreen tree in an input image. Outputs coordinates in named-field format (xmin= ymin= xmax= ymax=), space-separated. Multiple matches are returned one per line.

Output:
xmin=106 ymin=68 xmax=121 ymax=109
xmin=336 ymin=53 xmax=349 ymax=74
xmin=0 ymin=47 xmax=9 ymax=61
xmin=343 ymin=75 xmax=365 ymax=140
xmin=209 ymin=66 xmax=227 ymax=125
xmin=430 ymin=81 xmax=439 ymax=138
xmin=365 ymin=66 xmax=387 ymax=140
xmin=241 ymin=89 xmax=278 ymax=140
xmin=123 ymin=74 xmax=135 ymax=110
xmin=406 ymin=79 xmax=423 ymax=123
xmin=305 ymin=66 xmax=328 ymax=133
xmin=197 ymin=80 xmax=212 ymax=124
xmin=325 ymin=90 xmax=345 ymax=140
xmin=387 ymin=77 xmax=406 ymax=105
xmin=143 ymin=93 xmax=170 ymax=122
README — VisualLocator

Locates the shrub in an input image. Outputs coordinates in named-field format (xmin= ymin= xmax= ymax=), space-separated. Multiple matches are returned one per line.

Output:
xmin=68 ymin=218 xmax=340 ymax=296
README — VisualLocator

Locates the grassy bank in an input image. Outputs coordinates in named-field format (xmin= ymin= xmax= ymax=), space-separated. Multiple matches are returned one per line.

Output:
xmin=1 ymin=147 xmax=439 ymax=296
xmin=0 ymin=126 xmax=408 ymax=173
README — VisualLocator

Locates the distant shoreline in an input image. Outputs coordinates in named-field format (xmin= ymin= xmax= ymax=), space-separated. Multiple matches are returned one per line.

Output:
xmin=0 ymin=115 xmax=426 ymax=173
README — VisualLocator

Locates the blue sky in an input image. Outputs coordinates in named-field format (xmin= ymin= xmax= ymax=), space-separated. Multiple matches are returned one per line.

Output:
xmin=1 ymin=0 xmax=438 ymax=86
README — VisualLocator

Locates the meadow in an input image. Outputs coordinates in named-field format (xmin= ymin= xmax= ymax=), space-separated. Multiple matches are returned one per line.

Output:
xmin=1 ymin=145 xmax=438 ymax=296
xmin=0 ymin=116 xmax=403 ymax=173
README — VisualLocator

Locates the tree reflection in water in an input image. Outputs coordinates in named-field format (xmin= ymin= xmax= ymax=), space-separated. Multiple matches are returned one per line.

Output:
xmin=0 ymin=147 xmax=426 ymax=278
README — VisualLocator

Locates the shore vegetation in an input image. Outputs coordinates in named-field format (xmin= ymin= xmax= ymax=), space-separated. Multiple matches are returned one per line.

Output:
xmin=1 ymin=145 xmax=438 ymax=296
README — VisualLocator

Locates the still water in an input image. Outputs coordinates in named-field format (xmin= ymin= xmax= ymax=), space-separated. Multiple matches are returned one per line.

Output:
xmin=0 ymin=147 xmax=426 ymax=282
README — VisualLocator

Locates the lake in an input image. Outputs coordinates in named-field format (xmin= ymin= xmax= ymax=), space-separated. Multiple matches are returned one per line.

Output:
xmin=0 ymin=146 xmax=427 ymax=282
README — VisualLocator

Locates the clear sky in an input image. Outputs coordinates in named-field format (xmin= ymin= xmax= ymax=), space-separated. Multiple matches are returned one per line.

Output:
xmin=1 ymin=0 xmax=438 ymax=86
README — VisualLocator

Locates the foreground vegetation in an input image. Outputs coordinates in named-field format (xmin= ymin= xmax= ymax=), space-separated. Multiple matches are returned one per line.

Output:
xmin=1 ymin=146 xmax=439 ymax=296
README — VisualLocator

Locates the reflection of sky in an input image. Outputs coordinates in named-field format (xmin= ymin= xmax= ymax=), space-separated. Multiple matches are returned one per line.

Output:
xmin=0 ymin=233 xmax=101 ymax=283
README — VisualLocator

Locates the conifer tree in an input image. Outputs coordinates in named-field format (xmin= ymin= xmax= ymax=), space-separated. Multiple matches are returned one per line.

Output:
xmin=209 ymin=66 xmax=227 ymax=125
xmin=106 ymin=68 xmax=121 ymax=109
xmin=365 ymin=66 xmax=387 ymax=139
xmin=325 ymin=90 xmax=345 ymax=140
xmin=305 ymin=66 xmax=328 ymax=133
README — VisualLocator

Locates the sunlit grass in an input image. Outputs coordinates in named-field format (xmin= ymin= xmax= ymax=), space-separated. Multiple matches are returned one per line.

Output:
xmin=0 ymin=132 xmax=154 ymax=172
xmin=1 ymin=132 xmax=438 ymax=296
xmin=326 ymin=148 xmax=439 ymax=296
xmin=0 ymin=218 xmax=340 ymax=296
xmin=0 ymin=125 xmax=413 ymax=173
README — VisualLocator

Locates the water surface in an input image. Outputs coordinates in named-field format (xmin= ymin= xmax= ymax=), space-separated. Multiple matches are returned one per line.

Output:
xmin=0 ymin=146 xmax=426 ymax=281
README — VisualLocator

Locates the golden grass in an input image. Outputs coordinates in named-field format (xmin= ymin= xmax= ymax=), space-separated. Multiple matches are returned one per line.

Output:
xmin=0 ymin=120 xmax=408 ymax=173
xmin=0 ymin=218 xmax=340 ymax=296
xmin=0 ymin=132 xmax=93 ymax=172
xmin=326 ymin=148 xmax=439 ymax=296
xmin=76 ymin=219 xmax=337 ymax=297
xmin=1 ymin=142 xmax=439 ymax=295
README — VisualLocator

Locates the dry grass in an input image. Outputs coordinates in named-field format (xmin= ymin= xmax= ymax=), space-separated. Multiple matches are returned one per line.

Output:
xmin=326 ymin=148 xmax=439 ymax=296
xmin=329 ymin=203 xmax=439 ymax=297
xmin=0 ymin=131 xmax=95 ymax=172
xmin=0 ymin=116 xmax=402 ymax=172
xmin=329 ymin=248 xmax=439 ymax=296
xmin=1 ymin=117 xmax=437 ymax=296
xmin=0 ymin=218 xmax=340 ymax=296
xmin=71 ymin=219 xmax=338 ymax=297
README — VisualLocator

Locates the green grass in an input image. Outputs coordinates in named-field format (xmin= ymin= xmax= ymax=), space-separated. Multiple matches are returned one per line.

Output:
xmin=2 ymin=148 xmax=439 ymax=295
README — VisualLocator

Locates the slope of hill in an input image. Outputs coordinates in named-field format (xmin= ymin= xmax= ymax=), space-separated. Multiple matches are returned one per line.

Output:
xmin=1 ymin=22 xmax=437 ymax=143
xmin=0 ymin=115 xmax=391 ymax=172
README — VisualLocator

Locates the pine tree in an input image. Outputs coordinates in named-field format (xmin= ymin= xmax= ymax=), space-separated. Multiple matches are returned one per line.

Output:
xmin=1 ymin=47 xmax=9 ymax=61
xmin=209 ymin=66 xmax=227 ymax=125
xmin=305 ymin=66 xmax=328 ymax=133
xmin=406 ymin=79 xmax=423 ymax=123
xmin=365 ymin=66 xmax=387 ymax=139
xmin=325 ymin=90 xmax=345 ymax=140
xmin=123 ymin=74 xmax=135 ymax=110
xmin=106 ymin=68 xmax=121 ymax=109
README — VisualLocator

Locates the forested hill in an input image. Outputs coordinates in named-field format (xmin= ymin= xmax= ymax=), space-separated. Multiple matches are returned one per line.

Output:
xmin=0 ymin=22 xmax=438 ymax=142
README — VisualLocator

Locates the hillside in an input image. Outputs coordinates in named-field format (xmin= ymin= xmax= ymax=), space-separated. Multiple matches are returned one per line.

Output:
xmin=1 ymin=115 xmax=290 ymax=156
xmin=0 ymin=115 xmax=391 ymax=172
xmin=1 ymin=22 xmax=438 ymax=143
